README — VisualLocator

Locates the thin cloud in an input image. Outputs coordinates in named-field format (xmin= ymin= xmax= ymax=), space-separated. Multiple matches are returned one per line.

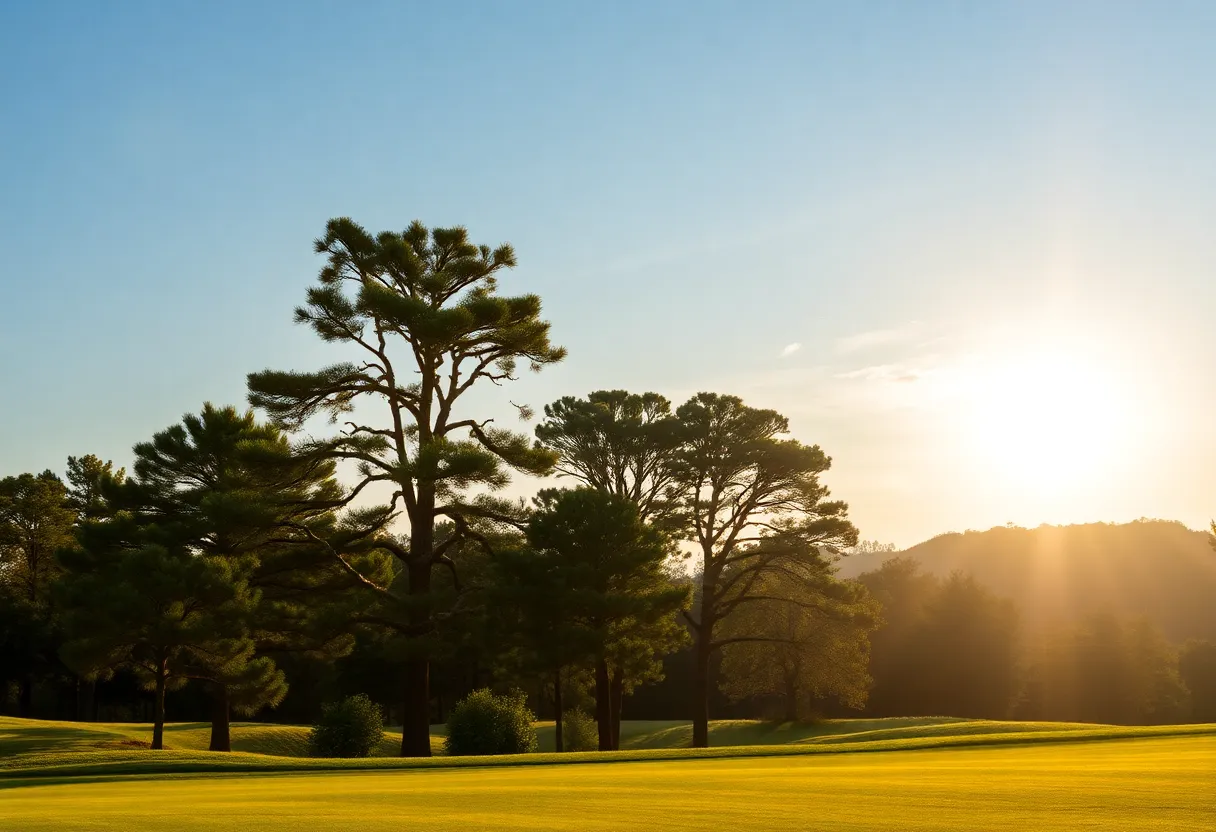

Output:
xmin=836 ymin=363 xmax=921 ymax=382
xmin=780 ymin=342 xmax=802 ymax=358
xmin=835 ymin=321 xmax=923 ymax=354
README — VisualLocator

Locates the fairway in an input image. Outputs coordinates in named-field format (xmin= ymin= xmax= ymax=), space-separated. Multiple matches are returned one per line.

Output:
xmin=2 ymin=734 xmax=1213 ymax=831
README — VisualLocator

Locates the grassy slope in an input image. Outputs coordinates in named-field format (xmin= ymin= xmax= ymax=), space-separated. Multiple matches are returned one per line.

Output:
xmin=1 ymin=715 xmax=1214 ymax=780
xmin=1 ymin=735 xmax=1213 ymax=830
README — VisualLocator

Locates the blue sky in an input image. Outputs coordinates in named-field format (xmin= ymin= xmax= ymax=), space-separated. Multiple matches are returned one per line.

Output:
xmin=3 ymin=1 xmax=1215 ymax=546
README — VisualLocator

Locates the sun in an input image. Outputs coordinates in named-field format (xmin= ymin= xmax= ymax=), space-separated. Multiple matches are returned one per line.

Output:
xmin=960 ymin=346 xmax=1133 ymax=493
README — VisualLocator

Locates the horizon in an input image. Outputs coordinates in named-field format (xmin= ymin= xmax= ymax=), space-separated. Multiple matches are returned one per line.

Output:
xmin=4 ymin=2 xmax=1216 ymax=548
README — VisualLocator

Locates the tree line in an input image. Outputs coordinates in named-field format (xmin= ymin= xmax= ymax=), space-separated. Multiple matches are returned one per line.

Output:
xmin=2 ymin=218 xmax=1213 ymax=755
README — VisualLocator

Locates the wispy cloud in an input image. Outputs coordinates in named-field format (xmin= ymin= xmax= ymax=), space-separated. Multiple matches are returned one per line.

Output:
xmin=836 ymin=363 xmax=921 ymax=383
xmin=780 ymin=342 xmax=802 ymax=358
xmin=835 ymin=321 xmax=923 ymax=354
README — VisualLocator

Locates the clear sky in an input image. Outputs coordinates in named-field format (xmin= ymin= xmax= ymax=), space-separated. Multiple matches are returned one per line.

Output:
xmin=2 ymin=1 xmax=1214 ymax=547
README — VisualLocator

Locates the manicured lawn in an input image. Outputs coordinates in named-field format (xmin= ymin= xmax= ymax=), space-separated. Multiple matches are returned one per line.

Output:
xmin=1 ymin=734 xmax=1213 ymax=830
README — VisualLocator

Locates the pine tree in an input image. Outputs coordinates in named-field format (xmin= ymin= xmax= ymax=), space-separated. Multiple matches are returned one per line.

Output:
xmin=124 ymin=403 xmax=362 ymax=751
xmin=535 ymin=390 xmax=685 ymax=744
xmin=58 ymin=523 xmax=256 ymax=749
xmin=535 ymin=391 xmax=683 ymax=525
xmin=248 ymin=218 xmax=565 ymax=756
xmin=671 ymin=393 xmax=858 ymax=747
xmin=523 ymin=488 xmax=688 ymax=751
xmin=65 ymin=455 xmax=126 ymax=521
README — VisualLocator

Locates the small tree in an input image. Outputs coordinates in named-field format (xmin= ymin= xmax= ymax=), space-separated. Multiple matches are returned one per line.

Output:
xmin=561 ymin=708 xmax=597 ymax=752
xmin=525 ymin=488 xmax=688 ymax=750
xmin=123 ymin=403 xmax=362 ymax=751
xmin=248 ymin=218 xmax=565 ymax=757
xmin=58 ymin=532 xmax=255 ymax=749
xmin=718 ymin=569 xmax=876 ymax=720
xmin=65 ymin=455 xmax=126 ymax=521
xmin=308 ymin=694 xmax=385 ymax=758
xmin=445 ymin=688 xmax=537 ymax=756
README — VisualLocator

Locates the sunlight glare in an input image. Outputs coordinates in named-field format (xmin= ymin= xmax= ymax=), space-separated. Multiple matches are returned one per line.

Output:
xmin=961 ymin=346 xmax=1135 ymax=493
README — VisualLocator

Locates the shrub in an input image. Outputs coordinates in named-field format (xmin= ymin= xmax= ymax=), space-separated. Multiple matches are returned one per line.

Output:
xmin=560 ymin=708 xmax=598 ymax=752
xmin=308 ymin=694 xmax=384 ymax=758
xmin=444 ymin=688 xmax=537 ymax=756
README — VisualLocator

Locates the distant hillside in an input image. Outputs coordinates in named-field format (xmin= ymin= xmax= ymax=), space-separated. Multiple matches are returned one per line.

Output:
xmin=840 ymin=521 xmax=1216 ymax=642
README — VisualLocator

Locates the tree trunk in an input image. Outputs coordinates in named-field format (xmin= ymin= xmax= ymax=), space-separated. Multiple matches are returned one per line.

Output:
xmin=209 ymin=684 xmax=231 ymax=752
xmin=553 ymin=668 xmax=564 ymax=753
xmin=152 ymin=661 xmax=167 ymax=750
xmin=401 ymin=493 xmax=435 ymax=758
xmin=609 ymin=668 xmax=623 ymax=751
xmin=400 ymin=657 xmax=431 ymax=757
xmin=692 ymin=632 xmax=712 ymax=748
xmin=595 ymin=658 xmax=612 ymax=751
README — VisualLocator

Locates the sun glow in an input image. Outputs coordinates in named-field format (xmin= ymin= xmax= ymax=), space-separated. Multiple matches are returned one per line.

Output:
xmin=959 ymin=346 xmax=1136 ymax=493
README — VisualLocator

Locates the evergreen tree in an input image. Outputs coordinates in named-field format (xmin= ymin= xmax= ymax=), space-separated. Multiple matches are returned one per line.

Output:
xmin=535 ymin=390 xmax=685 ymax=745
xmin=248 ymin=218 xmax=565 ymax=756
xmin=65 ymin=455 xmax=126 ymax=521
xmin=522 ymin=488 xmax=688 ymax=751
xmin=535 ymin=390 xmax=683 ymax=525
xmin=58 ymin=524 xmax=256 ymax=749
xmin=671 ymin=393 xmax=858 ymax=747
xmin=123 ymin=403 xmax=363 ymax=751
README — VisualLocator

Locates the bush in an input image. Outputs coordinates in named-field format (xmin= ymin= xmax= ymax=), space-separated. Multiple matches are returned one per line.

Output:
xmin=444 ymin=688 xmax=537 ymax=756
xmin=560 ymin=708 xmax=598 ymax=752
xmin=308 ymin=694 xmax=385 ymax=758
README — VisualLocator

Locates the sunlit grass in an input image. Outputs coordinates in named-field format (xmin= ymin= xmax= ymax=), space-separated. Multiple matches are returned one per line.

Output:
xmin=1 ymin=733 xmax=1212 ymax=830
xmin=1 ymin=715 xmax=1213 ymax=781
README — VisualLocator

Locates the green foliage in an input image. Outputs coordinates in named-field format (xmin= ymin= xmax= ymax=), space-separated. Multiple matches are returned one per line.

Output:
xmin=519 ymin=488 xmax=688 ymax=748
xmin=307 ymin=694 xmax=385 ymax=758
xmin=57 ymin=534 xmax=258 ymax=747
xmin=112 ymin=403 xmax=366 ymax=746
xmin=444 ymin=688 xmax=538 ymax=756
xmin=0 ymin=471 xmax=76 ymax=605
xmin=560 ymin=708 xmax=597 ymax=752
xmin=535 ymin=390 xmax=683 ymax=524
xmin=719 ymin=568 xmax=878 ymax=719
xmin=64 ymin=455 xmax=125 ymax=521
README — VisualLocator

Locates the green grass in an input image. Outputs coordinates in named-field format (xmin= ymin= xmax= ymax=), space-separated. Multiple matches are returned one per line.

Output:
xmin=2 ymin=716 xmax=1214 ymax=830
xmin=1 ymin=734 xmax=1213 ymax=830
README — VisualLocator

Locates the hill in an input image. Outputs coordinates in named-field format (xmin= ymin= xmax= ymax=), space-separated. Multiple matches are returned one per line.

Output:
xmin=840 ymin=520 xmax=1216 ymax=641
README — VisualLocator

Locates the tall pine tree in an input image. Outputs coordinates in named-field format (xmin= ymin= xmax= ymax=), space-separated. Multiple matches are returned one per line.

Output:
xmin=248 ymin=218 xmax=565 ymax=756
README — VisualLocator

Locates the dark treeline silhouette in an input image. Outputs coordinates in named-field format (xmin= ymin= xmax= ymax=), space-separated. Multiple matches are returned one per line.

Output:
xmin=2 ymin=219 xmax=1214 ymax=754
